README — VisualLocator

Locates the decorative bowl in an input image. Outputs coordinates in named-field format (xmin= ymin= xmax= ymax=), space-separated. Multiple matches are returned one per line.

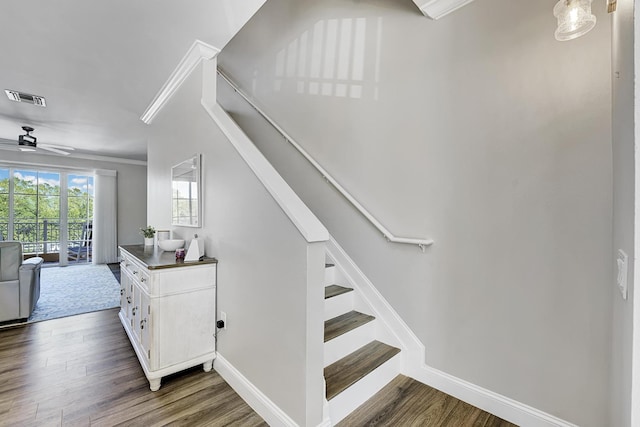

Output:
xmin=158 ymin=239 xmax=185 ymax=251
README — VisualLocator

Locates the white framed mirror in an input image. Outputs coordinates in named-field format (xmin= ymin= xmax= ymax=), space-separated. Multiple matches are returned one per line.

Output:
xmin=171 ymin=154 xmax=201 ymax=227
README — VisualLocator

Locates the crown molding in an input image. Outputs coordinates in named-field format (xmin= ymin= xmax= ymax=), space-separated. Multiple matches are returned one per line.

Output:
xmin=413 ymin=0 xmax=476 ymax=19
xmin=0 ymin=144 xmax=146 ymax=166
xmin=140 ymin=40 xmax=220 ymax=124
xmin=63 ymin=152 xmax=147 ymax=166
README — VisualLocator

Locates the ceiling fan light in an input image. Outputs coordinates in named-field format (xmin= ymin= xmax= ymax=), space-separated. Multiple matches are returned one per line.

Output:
xmin=554 ymin=0 xmax=596 ymax=41
xmin=19 ymin=135 xmax=36 ymax=145
xmin=18 ymin=146 xmax=36 ymax=152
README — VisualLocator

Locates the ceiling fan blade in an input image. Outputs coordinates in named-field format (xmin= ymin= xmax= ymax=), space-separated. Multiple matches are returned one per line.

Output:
xmin=40 ymin=143 xmax=75 ymax=151
xmin=38 ymin=146 xmax=70 ymax=156
xmin=0 ymin=143 xmax=19 ymax=152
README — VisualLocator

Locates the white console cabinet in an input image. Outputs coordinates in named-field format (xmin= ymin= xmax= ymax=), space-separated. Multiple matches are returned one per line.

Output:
xmin=118 ymin=245 xmax=217 ymax=391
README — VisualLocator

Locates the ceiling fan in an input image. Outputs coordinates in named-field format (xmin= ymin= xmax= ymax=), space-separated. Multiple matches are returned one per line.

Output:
xmin=0 ymin=126 xmax=75 ymax=156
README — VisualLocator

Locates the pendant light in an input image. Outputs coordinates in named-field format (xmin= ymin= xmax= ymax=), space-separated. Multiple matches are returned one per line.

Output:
xmin=553 ymin=0 xmax=597 ymax=41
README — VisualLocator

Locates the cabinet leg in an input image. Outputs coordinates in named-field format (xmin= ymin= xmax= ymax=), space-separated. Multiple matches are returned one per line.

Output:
xmin=149 ymin=378 xmax=162 ymax=391
xmin=203 ymin=360 xmax=213 ymax=372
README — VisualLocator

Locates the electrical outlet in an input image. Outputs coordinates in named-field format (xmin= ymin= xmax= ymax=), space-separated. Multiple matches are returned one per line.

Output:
xmin=617 ymin=249 xmax=628 ymax=300
xmin=220 ymin=311 xmax=227 ymax=330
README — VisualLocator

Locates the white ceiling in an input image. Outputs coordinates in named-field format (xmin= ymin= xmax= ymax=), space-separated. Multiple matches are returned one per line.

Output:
xmin=0 ymin=0 xmax=266 ymax=162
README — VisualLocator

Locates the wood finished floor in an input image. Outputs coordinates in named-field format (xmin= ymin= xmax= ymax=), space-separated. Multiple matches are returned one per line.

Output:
xmin=338 ymin=375 xmax=517 ymax=427
xmin=0 ymin=308 xmax=267 ymax=427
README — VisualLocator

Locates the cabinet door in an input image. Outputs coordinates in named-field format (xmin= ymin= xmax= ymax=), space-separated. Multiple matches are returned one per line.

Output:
xmin=139 ymin=291 xmax=151 ymax=364
xmin=119 ymin=261 xmax=128 ymax=312
xmin=156 ymin=286 xmax=216 ymax=368
xmin=132 ymin=284 xmax=142 ymax=342
xmin=121 ymin=268 xmax=135 ymax=325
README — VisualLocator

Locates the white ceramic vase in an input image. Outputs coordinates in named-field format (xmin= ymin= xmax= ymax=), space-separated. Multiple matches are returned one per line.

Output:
xmin=144 ymin=237 xmax=154 ymax=246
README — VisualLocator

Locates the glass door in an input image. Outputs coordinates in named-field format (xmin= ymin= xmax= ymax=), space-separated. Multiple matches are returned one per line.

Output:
xmin=0 ymin=166 xmax=94 ymax=264
xmin=12 ymin=169 xmax=61 ymax=261
xmin=67 ymin=174 xmax=94 ymax=263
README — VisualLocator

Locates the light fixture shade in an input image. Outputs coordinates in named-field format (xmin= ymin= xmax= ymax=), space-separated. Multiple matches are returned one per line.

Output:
xmin=553 ymin=0 xmax=596 ymax=41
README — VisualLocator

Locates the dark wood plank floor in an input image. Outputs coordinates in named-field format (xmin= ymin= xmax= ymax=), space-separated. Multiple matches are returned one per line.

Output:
xmin=338 ymin=375 xmax=518 ymax=427
xmin=0 ymin=308 xmax=267 ymax=427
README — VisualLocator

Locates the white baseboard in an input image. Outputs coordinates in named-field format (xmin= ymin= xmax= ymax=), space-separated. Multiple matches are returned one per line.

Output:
xmin=409 ymin=364 xmax=579 ymax=427
xmin=214 ymin=353 xmax=299 ymax=427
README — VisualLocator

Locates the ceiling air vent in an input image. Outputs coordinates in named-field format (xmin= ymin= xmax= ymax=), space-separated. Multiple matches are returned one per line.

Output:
xmin=4 ymin=90 xmax=46 ymax=107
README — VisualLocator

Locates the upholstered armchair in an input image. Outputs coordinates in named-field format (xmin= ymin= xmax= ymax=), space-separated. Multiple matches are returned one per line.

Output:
xmin=0 ymin=241 xmax=43 ymax=322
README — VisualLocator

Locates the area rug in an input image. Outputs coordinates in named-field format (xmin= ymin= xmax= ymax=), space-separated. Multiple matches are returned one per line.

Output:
xmin=27 ymin=264 xmax=121 ymax=323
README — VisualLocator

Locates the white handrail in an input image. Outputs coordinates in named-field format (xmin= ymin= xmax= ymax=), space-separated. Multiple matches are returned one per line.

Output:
xmin=217 ymin=68 xmax=434 ymax=251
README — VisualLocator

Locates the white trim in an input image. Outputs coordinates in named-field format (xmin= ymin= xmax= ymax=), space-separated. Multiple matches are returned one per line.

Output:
xmin=201 ymin=101 xmax=329 ymax=244
xmin=0 ymin=144 xmax=146 ymax=166
xmin=214 ymin=353 xmax=299 ymax=427
xmin=94 ymin=169 xmax=117 ymax=177
xmin=0 ymin=159 xmax=96 ymax=174
xmin=410 ymin=366 xmax=579 ymax=427
xmin=633 ymin=0 xmax=640 ymax=423
xmin=140 ymin=40 xmax=220 ymax=124
xmin=217 ymin=69 xmax=433 ymax=251
xmin=327 ymin=235 xmax=577 ymax=427
xmin=632 ymin=2 xmax=640 ymax=427
xmin=413 ymin=0 xmax=476 ymax=19
xmin=64 ymin=152 xmax=147 ymax=166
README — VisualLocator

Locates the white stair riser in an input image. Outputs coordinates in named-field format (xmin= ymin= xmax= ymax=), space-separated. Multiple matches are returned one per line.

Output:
xmin=324 ymin=266 xmax=336 ymax=286
xmin=324 ymin=321 xmax=376 ymax=366
xmin=325 ymin=261 xmax=350 ymax=287
xmin=324 ymin=292 xmax=354 ymax=320
xmin=328 ymin=353 xmax=401 ymax=424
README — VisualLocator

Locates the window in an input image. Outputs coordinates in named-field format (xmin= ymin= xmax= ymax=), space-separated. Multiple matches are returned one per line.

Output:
xmin=0 ymin=166 xmax=94 ymax=263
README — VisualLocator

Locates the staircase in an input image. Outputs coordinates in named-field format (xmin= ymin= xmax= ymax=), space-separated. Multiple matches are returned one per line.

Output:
xmin=323 ymin=261 xmax=402 ymax=424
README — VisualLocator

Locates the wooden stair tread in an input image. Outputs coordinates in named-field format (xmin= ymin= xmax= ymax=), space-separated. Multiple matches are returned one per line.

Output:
xmin=325 ymin=285 xmax=353 ymax=299
xmin=325 ymin=341 xmax=400 ymax=400
xmin=324 ymin=311 xmax=374 ymax=342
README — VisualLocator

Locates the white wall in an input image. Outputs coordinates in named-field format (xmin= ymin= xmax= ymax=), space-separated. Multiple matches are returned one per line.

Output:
xmin=612 ymin=1 xmax=635 ymax=426
xmin=146 ymin=65 xmax=324 ymax=426
xmin=0 ymin=150 xmax=146 ymax=246
xmin=217 ymin=0 xmax=614 ymax=425
xmin=611 ymin=1 xmax=640 ymax=426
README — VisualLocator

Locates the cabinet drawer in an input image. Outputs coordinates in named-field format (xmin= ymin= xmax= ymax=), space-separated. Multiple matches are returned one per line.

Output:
xmin=132 ymin=269 xmax=150 ymax=292
xmin=121 ymin=253 xmax=150 ymax=292
xmin=155 ymin=265 xmax=215 ymax=295
xmin=120 ymin=255 xmax=135 ymax=274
